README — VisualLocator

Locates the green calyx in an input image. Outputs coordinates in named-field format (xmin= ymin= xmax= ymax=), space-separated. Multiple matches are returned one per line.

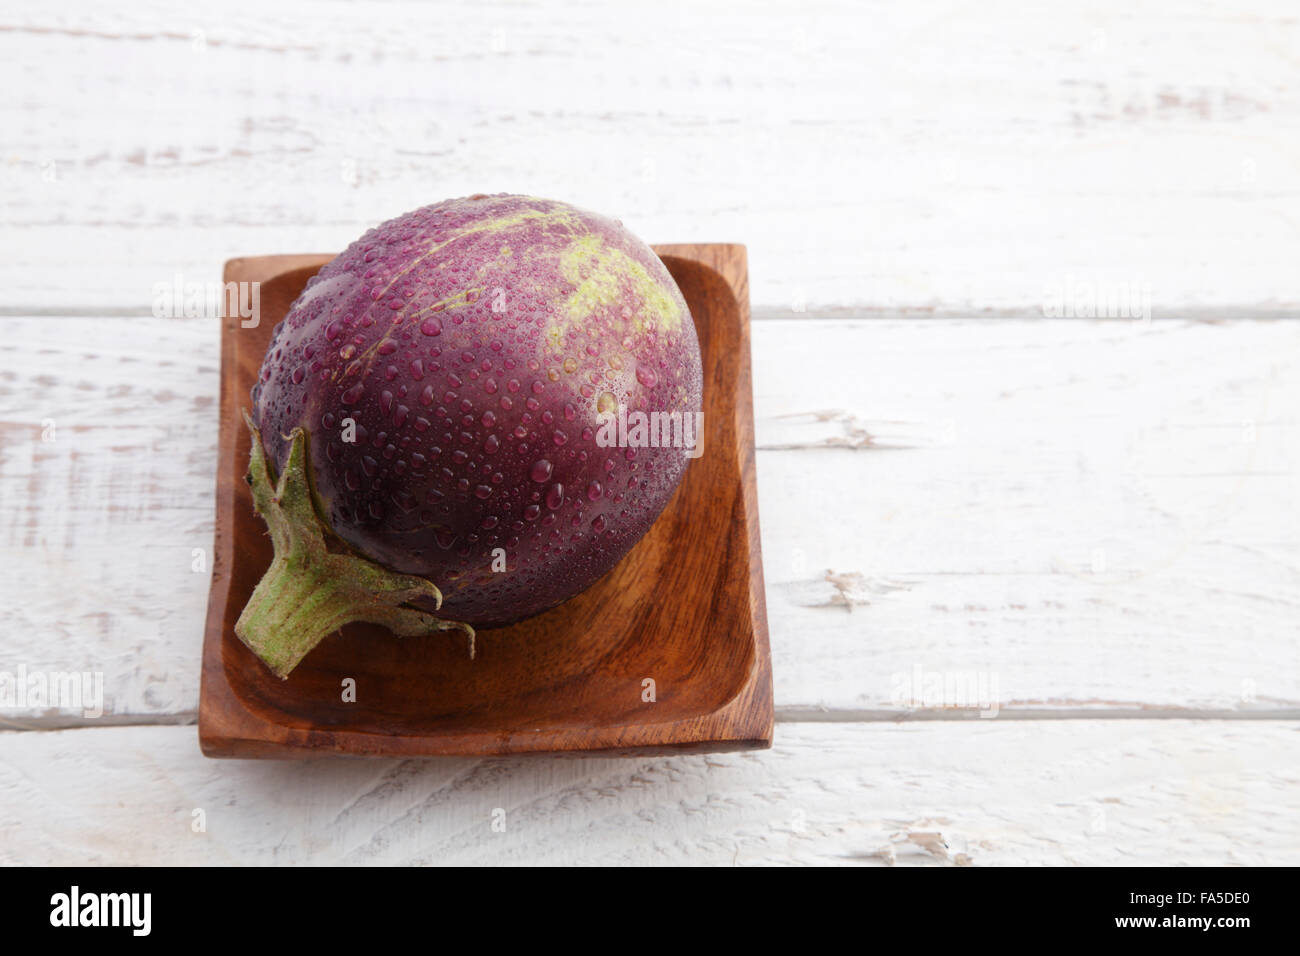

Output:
xmin=234 ymin=411 xmax=475 ymax=679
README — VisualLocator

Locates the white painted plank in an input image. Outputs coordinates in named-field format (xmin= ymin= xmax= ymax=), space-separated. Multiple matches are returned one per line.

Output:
xmin=757 ymin=319 xmax=1300 ymax=713
xmin=0 ymin=721 xmax=1296 ymax=865
xmin=0 ymin=319 xmax=217 ymax=722
xmin=1 ymin=315 xmax=1297 ymax=720
xmin=3 ymin=1 xmax=1300 ymax=313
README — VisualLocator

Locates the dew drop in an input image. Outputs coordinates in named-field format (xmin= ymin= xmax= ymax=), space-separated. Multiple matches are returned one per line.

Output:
xmin=530 ymin=459 xmax=553 ymax=483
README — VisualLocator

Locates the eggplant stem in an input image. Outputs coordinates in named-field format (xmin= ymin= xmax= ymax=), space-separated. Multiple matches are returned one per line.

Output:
xmin=234 ymin=411 xmax=475 ymax=679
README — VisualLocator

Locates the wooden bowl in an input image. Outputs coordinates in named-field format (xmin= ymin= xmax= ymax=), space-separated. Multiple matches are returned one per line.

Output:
xmin=199 ymin=245 xmax=772 ymax=757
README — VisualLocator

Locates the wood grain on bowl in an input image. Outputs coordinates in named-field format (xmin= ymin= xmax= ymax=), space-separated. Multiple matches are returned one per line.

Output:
xmin=199 ymin=245 xmax=773 ymax=757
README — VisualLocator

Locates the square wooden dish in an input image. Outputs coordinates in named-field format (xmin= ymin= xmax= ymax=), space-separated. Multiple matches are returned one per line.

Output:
xmin=199 ymin=244 xmax=772 ymax=757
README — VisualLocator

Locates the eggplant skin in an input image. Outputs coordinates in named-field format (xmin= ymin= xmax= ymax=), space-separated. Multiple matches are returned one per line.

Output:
xmin=252 ymin=195 xmax=703 ymax=628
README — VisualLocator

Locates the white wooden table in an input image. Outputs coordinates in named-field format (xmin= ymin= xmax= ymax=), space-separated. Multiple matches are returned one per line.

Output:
xmin=2 ymin=0 xmax=1298 ymax=865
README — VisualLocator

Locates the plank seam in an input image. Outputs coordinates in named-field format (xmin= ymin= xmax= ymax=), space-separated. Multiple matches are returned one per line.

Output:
xmin=3 ymin=708 xmax=1300 ymax=733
